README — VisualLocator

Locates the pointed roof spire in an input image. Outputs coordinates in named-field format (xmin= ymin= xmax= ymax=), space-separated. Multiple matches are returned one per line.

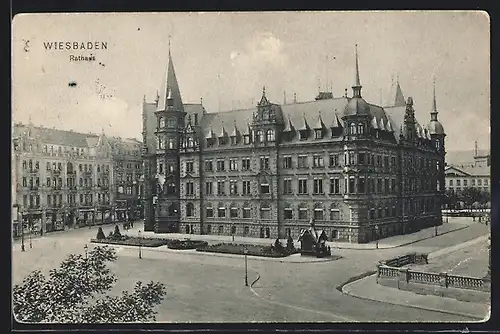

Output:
xmin=355 ymin=44 xmax=361 ymax=87
xmin=371 ymin=116 xmax=379 ymax=129
xmin=394 ymin=76 xmax=406 ymax=107
xmin=206 ymin=126 xmax=216 ymax=139
xmin=258 ymin=86 xmax=269 ymax=105
xmin=219 ymin=122 xmax=227 ymax=138
xmin=431 ymin=76 xmax=438 ymax=117
xmin=331 ymin=113 xmax=343 ymax=128
xmin=157 ymin=42 xmax=184 ymax=113
xmin=283 ymin=115 xmax=295 ymax=132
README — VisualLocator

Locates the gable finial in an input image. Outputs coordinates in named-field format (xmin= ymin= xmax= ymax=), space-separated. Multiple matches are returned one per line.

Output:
xmin=168 ymin=34 xmax=171 ymax=56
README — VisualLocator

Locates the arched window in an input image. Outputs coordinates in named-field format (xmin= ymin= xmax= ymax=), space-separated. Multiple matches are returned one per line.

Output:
xmin=266 ymin=129 xmax=275 ymax=142
xmin=188 ymin=137 xmax=194 ymax=148
xmin=357 ymin=122 xmax=364 ymax=135
xmin=186 ymin=202 xmax=194 ymax=217
xmin=168 ymin=138 xmax=175 ymax=149
xmin=257 ymin=130 xmax=264 ymax=142
xmin=350 ymin=123 xmax=357 ymax=135
xmin=159 ymin=117 xmax=165 ymax=128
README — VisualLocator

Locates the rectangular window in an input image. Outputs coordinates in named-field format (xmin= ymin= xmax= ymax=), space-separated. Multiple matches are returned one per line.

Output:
xmin=314 ymin=209 xmax=324 ymax=220
xmin=391 ymin=179 xmax=396 ymax=193
xmin=313 ymin=179 xmax=323 ymax=194
xmin=391 ymin=156 xmax=396 ymax=170
xmin=243 ymin=207 xmax=251 ymax=218
xmin=205 ymin=181 xmax=213 ymax=195
xmin=229 ymin=159 xmax=238 ymax=171
xmin=186 ymin=161 xmax=194 ymax=173
xmin=218 ymin=207 xmax=226 ymax=218
xmin=329 ymin=178 xmax=340 ymax=194
xmin=260 ymin=183 xmax=270 ymax=194
xmin=244 ymin=226 xmax=249 ymax=235
xmin=349 ymin=152 xmax=356 ymax=166
xmin=217 ymin=181 xmax=225 ymax=195
xmin=298 ymin=179 xmax=308 ymax=194
xmin=298 ymin=155 xmax=308 ymax=168
xmin=377 ymin=178 xmax=382 ymax=193
xmin=186 ymin=181 xmax=194 ymax=195
xmin=313 ymin=155 xmax=324 ymax=168
xmin=358 ymin=177 xmax=366 ymax=193
xmin=230 ymin=207 xmax=238 ymax=218
xmin=478 ymin=179 xmax=482 ymax=186
xmin=358 ymin=153 xmax=365 ymax=165
xmin=329 ymin=154 xmax=339 ymax=167
xmin=456 ymin=179 xmax=461 ymax=187
xmin=229 ymin=181 xmax=238 ymax=195
xmin=384 ymin=179 xmax=390 ymax=194
xmin=284 ymin=208 xmax=293 ymax=219
xmin=484 ymin=179 xmax=489 ymax=186
xmin=206 ymin=207 xmax=214 ymax=218
xmin=216 ymin=160 xmax=225 ymax=171
xmin=242 ymin=181 xmax=251 ymax=195
xmin=283 ymin=156 xmax=292 ymax=169
xmin=243 ymin=135 xmax=250 ymax=144
xmin=260 ymin=207 xmax=271 ymax=219
xmin=283 ymin=179 xmax=292 ymax=194
xmin=205 ymin=160 xmax=213 ymax=171
xmin=315 ymin=129 xmax=323 ymax=139
xmin=330 ymin=209 xmax=340 ymax=220
xmin=472 ymin=179 xmax=476 ymax=186
xmin=260 ymin=156 xmax=269 ymax=170
xmin=349 ymin=178 xmax=355 ymax=194
xmin=242 ymin=158 xmax=251 ymax=171
xmin=449 ymin=179 xmax=453 ymax=186
xmin=298 ymin=208 xmax=308 ymax=220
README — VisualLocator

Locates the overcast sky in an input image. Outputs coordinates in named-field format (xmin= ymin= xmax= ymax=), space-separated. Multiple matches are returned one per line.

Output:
xmin=12 ymin=11 xmax=490 ymax=151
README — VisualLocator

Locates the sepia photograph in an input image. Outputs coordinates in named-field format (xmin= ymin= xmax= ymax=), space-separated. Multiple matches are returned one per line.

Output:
xmin=11 ymin=11 xmax=491 ymax=324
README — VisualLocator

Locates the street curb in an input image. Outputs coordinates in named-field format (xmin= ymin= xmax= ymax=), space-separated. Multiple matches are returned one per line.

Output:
xmin=341 ymin=274 xmax=486 ymax=321
xmin=95 ymin=242 xmax=341 ymax=264
xmin=332 ymin=225 xmax=469 ymax=250
xmin=427 ymin=235 xmax=489 ymax=261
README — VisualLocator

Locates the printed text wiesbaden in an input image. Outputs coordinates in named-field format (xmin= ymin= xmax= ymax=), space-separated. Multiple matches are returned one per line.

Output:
xmin=43 ymin=41 xmax=108 ymax=50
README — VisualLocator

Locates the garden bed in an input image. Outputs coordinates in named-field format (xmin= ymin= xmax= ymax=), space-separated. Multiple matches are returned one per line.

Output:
xmin=196 ymin=242 xmax=299 ymax=258
xmin=167 ymin=239 xmax=208 ymax=250
xmin=91 ymin=236 xmax=172 ymax=247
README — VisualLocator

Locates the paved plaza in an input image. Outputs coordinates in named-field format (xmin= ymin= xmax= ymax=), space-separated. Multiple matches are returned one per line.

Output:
xmin=12 ymin=218 xmax=490 ymax=322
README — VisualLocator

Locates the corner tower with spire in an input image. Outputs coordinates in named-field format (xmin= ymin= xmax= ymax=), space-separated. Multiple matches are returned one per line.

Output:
xmin=152 ymin=41 xmax=187 ymax=233
xmin=427 ymin=77 xmax=446 ymax=193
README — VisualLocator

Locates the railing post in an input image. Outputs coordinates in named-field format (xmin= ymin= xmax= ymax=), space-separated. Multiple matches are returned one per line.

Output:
xmin=439 ymin=272 xmax=448 ymax=288
xmin=398 ymin=268 xmax=409 ymax=289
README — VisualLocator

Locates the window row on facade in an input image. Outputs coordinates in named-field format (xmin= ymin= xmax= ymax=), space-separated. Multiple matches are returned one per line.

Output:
xmin=21 ymin=176 xmax=110 ymax=189
xmin=448 ymin=178 xmax=489 ymax=187
xmin=21 ymin=192 xmax=111 ymax=209
xmin=183 ymin=176 xmax=400 ymax=196
xmin=20 ymin=160 xmax=111 ymax=174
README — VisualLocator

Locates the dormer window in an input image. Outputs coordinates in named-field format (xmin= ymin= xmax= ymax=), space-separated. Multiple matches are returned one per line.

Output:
xmin=207 ymin=138 xmax=215 ymax=147
xmin=350 ymin=123 xmax=356 ymax=135
xmin=257 ymin=130 xmax=264 ymax=143
xmin=218 ymin=137 xmax=226 ymax=145
xmin=266 ymin=129 xmax=275 ymax=142
xmin=357 ymin=123 xmax=364 ymax=135
xmin=299 ymin=130 xmax=308 ymax=140
xmin=231 ymin=136 xmax=237 ymax=145
xmin=315 ymin=129 xmax=323 ymax=139
xmin=243 ymin=135 xmax=250 ymax=144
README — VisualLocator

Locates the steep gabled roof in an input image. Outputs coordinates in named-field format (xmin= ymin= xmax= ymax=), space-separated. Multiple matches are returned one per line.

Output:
xmin=157 ymin=51 xmax=184 ymax=113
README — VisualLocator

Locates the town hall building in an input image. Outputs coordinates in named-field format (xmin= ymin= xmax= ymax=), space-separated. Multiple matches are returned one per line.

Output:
xmin=141 ymin=45 xmax=446 ymax=243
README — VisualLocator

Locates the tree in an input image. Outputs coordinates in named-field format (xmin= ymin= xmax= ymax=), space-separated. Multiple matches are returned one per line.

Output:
xmin=96 ymin=227 xmax=106 ymax=240
xmin=444 ymin=189 xmax=458 ymax=210
xmin=113 ymin=225 xmax=122 ymax=239
xmin=13 ymin=246 xmax=166 ymax=323
xmin=460 ymin=187 xmax=483 ymax=213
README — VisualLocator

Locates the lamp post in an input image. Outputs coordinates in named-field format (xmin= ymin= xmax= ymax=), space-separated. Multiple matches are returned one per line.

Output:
xmin=375 ymin=225 xmax=379 ymax=249
xmin=29 ymin=220 xmax=33 ymax=249
xmin=19 ymin=212 xmax=25 ymax=252
xmin=244 ymin=246 xmax=249 ymax=286
xmin=486 ymin=236 xmax=491 ymax=279
xmin=138 ymin=230 xmax=142 ymax=259
xmin=84 ymin=244 xmax=89 ymax=283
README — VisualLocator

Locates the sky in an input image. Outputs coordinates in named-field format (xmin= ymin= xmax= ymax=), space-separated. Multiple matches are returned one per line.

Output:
xmin=12 ymin=11 xmax=490 ymax=151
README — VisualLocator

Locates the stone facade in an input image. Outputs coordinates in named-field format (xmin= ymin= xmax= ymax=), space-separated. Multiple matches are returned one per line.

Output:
xmin=12 ymin=124 xmax=143 ymax=235
xmin=143 ymin=46 xmax=446 ymax=243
